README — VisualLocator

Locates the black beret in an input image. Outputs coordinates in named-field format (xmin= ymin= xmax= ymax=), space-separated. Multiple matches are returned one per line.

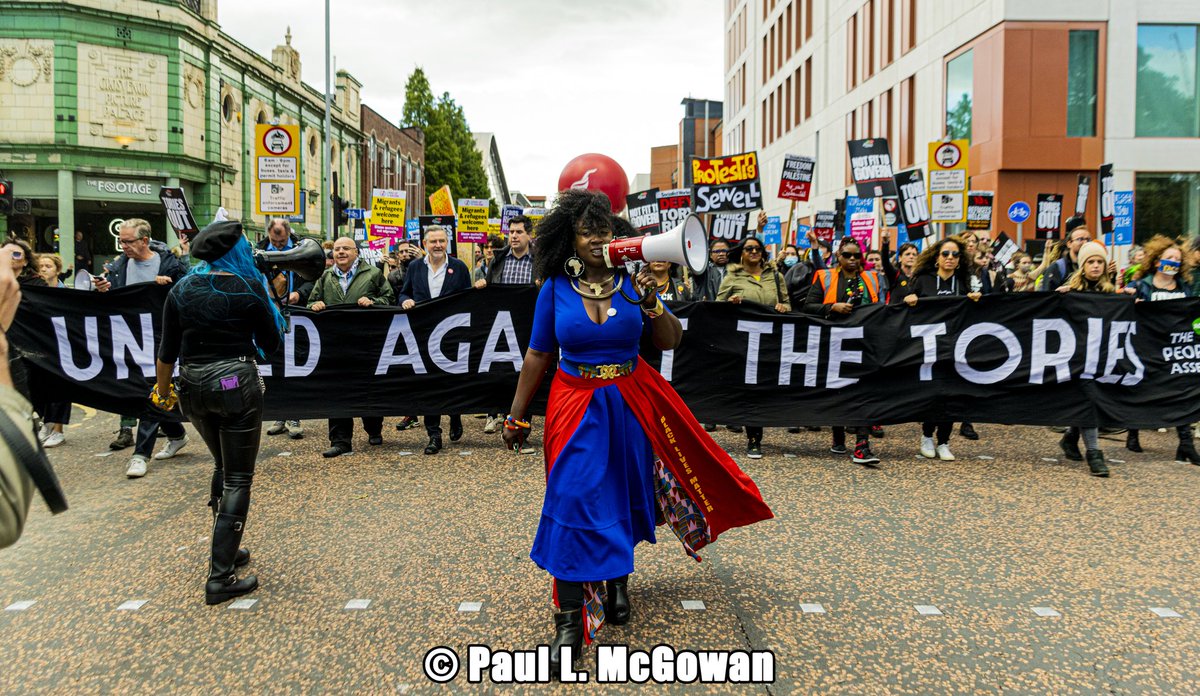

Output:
xmin=1064 ymin=216 xmax=1088 ymax=234
xmin=191 ymin=220 xmax=245 ymax=261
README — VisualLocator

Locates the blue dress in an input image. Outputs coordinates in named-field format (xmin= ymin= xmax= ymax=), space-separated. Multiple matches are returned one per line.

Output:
xmin=528 ymin=276 xmax=660 ymax=582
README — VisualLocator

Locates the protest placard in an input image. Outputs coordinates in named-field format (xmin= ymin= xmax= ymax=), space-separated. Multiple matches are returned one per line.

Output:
xmin=626 ymin=189 xmax=662 ymax=234
xmin=428 ymin=185 xmax=456 ymax=216
xmin=1035 ymin=193 xmax=1064 ymax=240
xmin=159 ymin=187 xmax=199 ymax=239
xmin=1075 ymin=175 xmax=1090 ymax=216
xmin=657 ymin=188 xmax=692 ymax=231
xmin=1098 ymin=164 xmax=1115 ymax=236
xmin=777 ymin=154 xmax=815 ymax=201
xmin=893 ymin=169 xmax=931 ymax=239
xmin=847 ymin=139 xmax=897 ymax=199
xmin=708 ymin=212 xmax=750 ymax=244
xmin=966 ymin=191 xmax=994 ymax=231
xmin=813 ymin=210 xmax=836 ymax=245
xmin=456 ymin=198 xmax=489 ymax=244
xmin=369 ymin=188 xmax=407 ymax=238
xmin=419 ymin=215 xmax=458 ymax=257
xmin=691 ymin=151 xmax=762 ymax=213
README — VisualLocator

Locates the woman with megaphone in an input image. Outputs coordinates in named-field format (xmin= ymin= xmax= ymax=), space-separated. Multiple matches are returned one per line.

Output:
xmin=153 ymin=220 xmax=286 ymax=604
xmin=502 ymin=189 xmax=772 ymax=678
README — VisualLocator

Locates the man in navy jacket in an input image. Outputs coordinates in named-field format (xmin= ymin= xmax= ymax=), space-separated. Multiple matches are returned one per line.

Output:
xmin=398 ymin=226 xmax=471 ymax=454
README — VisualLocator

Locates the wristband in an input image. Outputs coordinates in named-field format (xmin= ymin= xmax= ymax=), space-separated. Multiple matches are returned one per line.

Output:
xmin=505 ymin=415 xmax=531 ymax=430
xmin=642 ymin=298 xmax=666 ymax=319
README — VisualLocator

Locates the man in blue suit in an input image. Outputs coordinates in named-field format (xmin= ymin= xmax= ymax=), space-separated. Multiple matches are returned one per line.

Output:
xmin=398 ymin=226 xmax=472 ymax=454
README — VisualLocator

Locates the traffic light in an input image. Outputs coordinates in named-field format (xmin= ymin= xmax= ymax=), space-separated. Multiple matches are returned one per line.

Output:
xmin=0 ymin=179 xmax=12 ymax=215
xmin=332 ymin=195 xmax=349 ymax=227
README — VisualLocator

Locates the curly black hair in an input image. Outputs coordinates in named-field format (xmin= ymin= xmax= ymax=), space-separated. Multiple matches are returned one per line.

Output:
xmin=532 ymin=188 xmax=613 ymax=281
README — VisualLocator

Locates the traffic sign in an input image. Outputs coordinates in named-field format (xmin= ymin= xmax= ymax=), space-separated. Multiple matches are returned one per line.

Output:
xmin=254 ymin=123 xmax=300 ymax=217
xmin=1007 ymin=201 xmax=1031 ymax=224
xmin=345 ymin=208 xmax=367 ymax=220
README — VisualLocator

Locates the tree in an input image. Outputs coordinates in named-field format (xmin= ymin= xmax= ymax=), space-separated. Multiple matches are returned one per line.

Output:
xmin=401 ymin=69 xmax=493 ymax=208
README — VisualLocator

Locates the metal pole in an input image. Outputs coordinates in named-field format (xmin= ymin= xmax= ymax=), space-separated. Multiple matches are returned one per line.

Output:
xmin=323 ymin=0 xmax=333 ymax=240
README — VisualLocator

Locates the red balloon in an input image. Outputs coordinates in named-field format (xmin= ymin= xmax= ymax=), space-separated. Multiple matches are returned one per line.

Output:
xmin=557 ymin=153 xmax=630 ymax=213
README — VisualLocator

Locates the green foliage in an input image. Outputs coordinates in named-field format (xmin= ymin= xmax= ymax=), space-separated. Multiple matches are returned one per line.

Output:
xmin=401 ymin=69 xmax=492 ymax=205
xmin=946 ymin=94 xmax=972 ymax=142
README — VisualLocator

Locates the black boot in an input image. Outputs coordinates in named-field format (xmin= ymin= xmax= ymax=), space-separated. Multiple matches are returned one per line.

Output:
xmin=549 ymin=580 xmax=585 ymax=679
xmin=959 ymin=422 xmax=979 ymax=440
xmin=1085 ymin=449 xmax=1109 ymax=477
xmin=1059 ymin=428 xmax=1083 ymax=461
xmin=1175 ymin=428 xmax=1200 ymax=465
xmin=209 ymin=496 xmax=251 ymax=567
xmin=1126 ymin=429 xmax=1143 ymax=453
xmin=205 ymin=513 xmax=258 ymax=605
xmin=606 ymin=576 xmax=630 ymax=626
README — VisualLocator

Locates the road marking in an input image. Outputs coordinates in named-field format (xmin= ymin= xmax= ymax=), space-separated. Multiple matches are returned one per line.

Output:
xmin=397 ymin=451 xmax=413 ymax=456
xmin=459 ymin=451 xmax=473 ymax=456
xmin=800 ymin=603 xmax=826 ymax=614
xmin=1150 ymin=607 xmax=1182 ymax=618
xmin=94 ymin=452 xmax=114 ymax=458
xmin=783 ymin=453 xmax=797 ymax=459
xmin=977 ymin=455 xmax=995 ymax=461
xmin=1032 ymin=607 xmax=1060 ymax=617
xmin=4 ymin=600 xmax=35 ymax=611
xmin=1109 ymin=459 xmax=1125 ymax=464
xmin=1040 ymin=458 xmax=1059 ymax=463
xmin=277 ymin=452 xmax=292 ymax=457
xmin=914 ymin=605 xmax=943 ymax=616
xmin=344 ymin=599 xmax=371 ymax=610
xmin=458 ymin=601 xmax=482 ymax=612
xmin=681 ymin=600 xmax=706 ymax=611
xmin=228 ymin=598 xmax=258 ymax=610
xmin=117 ymin=600 xmax=149 ymax=611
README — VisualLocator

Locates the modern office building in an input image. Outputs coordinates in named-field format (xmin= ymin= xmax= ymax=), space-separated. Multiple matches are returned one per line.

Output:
xmin=724 ymin=0 xmax=1200 ymax=245
xmin=0 ymin=1 xmax=364 ymax=271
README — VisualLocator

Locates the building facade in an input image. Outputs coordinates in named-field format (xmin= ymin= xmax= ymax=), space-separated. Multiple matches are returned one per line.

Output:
xmin=649 ymin=99 xmax=725 ymax=192
xmin=0 ymin=1 xmax=363 ymax=272
xmin=724 ymin=0 xmax=1200 ymax=247
xmin=360 ymin=104 xmax=425 ymax=218
xmin=473 ymin=132 xmax=511 ymax=207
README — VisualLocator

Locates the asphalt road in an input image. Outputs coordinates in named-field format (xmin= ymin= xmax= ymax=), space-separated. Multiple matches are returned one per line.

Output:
xmin=2 ymin=409 xmax=1198 ymax=694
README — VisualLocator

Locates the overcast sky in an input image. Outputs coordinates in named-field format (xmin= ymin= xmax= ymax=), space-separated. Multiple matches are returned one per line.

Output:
xmin=219 ymin=0 xmax=724 ymax=200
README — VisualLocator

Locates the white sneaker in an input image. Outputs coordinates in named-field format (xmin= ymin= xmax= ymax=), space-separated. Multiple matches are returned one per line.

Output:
xmin=153 ymin=435 xmax=189 ymax=460
xmin=285 ymin=420 xmax=303 ymax=439
xmin=919 ymin=436 xmax=936 ymax=459
xmin=42 ymin=431 xmax=65 ymax=448
xmin=936 ymin=443 xmax=956 ymax=461
xmin=126 ymin=455 xmax=148 ymax=478
xmin=37 ymin=423 xmax=51 ymax=443
xmin=483 ymin=417 xmax=499 ymax=434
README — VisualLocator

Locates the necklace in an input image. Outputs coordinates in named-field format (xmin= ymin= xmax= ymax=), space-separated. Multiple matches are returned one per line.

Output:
xmin=570 ymin=274 xmax=620 ymax=299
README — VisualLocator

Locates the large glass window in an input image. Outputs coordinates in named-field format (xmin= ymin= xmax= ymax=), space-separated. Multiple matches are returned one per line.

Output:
xmin=1136 ymin=25 xmax=1200 ymax=137
xmin=1067 ymin=30 xmax=1098 ymax=137
xmin=945 ymin=50 xmax=973 ymax=141
xmin=1134 ymin=172 xmax=1200 ymax=242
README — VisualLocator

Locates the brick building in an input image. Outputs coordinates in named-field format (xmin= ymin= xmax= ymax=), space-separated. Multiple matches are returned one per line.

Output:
xmin=360 ymin=105 xmax=425 ymax=218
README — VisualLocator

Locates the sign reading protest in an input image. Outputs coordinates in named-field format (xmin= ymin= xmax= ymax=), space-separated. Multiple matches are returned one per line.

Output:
xmin=626 ymin=188 xmax=662 ymax=234
xmin=657 ymin=189 xmax=692 ymax=232
xmin=1075 ymin=175 xmax=1090 ymax=216
xmin=709 ymin=212 xmax=750 ymax=244
xmin=428 ymin=185 xmax=456 ymax=216
xmin=778 ymin=154 xmax=815 ymax=201
xmin=254 ymin=124 xmax=301 ymax=216
xmin=1035 ymin=193 xmax=1064 ymax=240
xmin=893 ymin=169 xmax=931 ymax=239
xmin=813 ymin=211 xmax=836 ymax=244
xmin=368 ymin=188 xmax=407 ymax=239
xmin=158 ymin=187 xmax=198 ymax=238
xmin=17 ymin=286 xmax=1199 ymax=429
xmin=456 ymin=198 xmax=489 ymax=244
xmin=419 ymin=215 xmax=458 ymax=258
xmin=966 ymin=191 xmax=994 ymax=231
xmin=847 ymin=138 xmax=897 ymax=199
xmin=1099 ymin=163 xmax=1115 ymax=236
xmin=927 ymin=139 xmax=969 ymax=223
xmin=691 ymin=151 xmax=762 ymax=213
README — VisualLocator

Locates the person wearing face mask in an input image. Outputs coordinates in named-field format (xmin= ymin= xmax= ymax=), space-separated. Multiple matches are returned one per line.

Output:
xmin=1008 ymin=251 xmax=1045 ymax=292
xmin=1122 ymin=236 xmax=1198 ymax=464
xmin=1054 ymin=241 xmax=1123 ymax=476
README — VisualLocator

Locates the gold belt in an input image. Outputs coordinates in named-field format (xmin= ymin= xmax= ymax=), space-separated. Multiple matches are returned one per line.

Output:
xmin=570 ymin=359 xmax=635 ymax=380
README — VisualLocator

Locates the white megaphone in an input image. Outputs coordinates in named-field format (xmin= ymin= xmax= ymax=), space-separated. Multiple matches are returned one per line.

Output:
xmin=603 ymin=214 xmax=709 ymax=276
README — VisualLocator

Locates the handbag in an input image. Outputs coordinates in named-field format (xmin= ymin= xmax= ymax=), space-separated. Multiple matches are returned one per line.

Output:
xmin=0 ymin=408 xmax=68 ymax=514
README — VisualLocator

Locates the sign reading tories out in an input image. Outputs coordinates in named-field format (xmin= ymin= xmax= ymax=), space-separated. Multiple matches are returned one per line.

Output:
xmin=892 ymin=169 xmax=931 ymax=239
xmin=691 ymin=152 xmax=762 ymax=213
xmin=254 ymin=124 xmax=301 ymax=216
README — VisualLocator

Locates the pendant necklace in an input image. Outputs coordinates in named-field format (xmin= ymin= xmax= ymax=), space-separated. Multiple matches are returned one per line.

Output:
xmin=570 ymin=274 xmax=620 ymax=300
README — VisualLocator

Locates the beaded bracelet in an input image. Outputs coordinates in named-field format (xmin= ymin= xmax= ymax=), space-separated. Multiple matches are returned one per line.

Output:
xmin=505 ymin=415 xmax=531 ymax=430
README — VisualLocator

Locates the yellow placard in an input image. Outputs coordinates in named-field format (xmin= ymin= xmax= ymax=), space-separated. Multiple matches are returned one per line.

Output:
xmin=254 ymin=124 xmax=301 ymax=217
xmin=428 ymin=185 xmax=456 ymax=216
xmin=457 ymin=198 xmax=488 ymax=233
xmin=368 ymin=188 xmax=407 ymax=238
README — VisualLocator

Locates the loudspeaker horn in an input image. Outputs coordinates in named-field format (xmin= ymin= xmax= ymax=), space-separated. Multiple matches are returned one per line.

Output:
xmin=253 ymin=238 xmax=327 ymax=282
xmin=603 ymin=214 xmax=708 ymax=275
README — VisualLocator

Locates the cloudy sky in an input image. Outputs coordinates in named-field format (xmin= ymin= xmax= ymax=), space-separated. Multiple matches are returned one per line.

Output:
xmin=219 ymin=0 xmax=725 ymax=199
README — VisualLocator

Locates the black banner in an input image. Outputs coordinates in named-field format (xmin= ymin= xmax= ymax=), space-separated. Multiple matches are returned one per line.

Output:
xmin=893 ymin=169 xmax=930 ymax=239
xmin=14 ymin=286 xmax=1200 ymax=429
xmin=626 ymin=188 xmax=661 ymax=234
xmin=847 ymin=138 xmax=898 ymax=199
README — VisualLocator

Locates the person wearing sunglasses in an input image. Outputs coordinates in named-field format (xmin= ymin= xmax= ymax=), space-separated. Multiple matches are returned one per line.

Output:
xmin=897 ymin=236 xmax=981 ymax=462
xmin=1123 ymin=235 xmax=1198 ymax=464
xmin=0 ymin=239 xmax=44 ymax=287
xmin=717 ymin=236 xmax=790 ymax=459
xmin=805 ymin=237 xmax=883 ymax=466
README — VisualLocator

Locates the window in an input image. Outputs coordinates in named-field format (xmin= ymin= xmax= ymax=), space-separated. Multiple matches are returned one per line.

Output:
xmin=1135 ymin=173 xmax=1200 ymax=240
xmin=848 ymin=14 xmax=858 ymax=89
xmin=902 ymin=0 xmax=916 ymax=54
xmin=1136 ymin=25 xmax=1200 ymax=137
xmin=1067 ymin=30 xmax=1098 ymax=137
xmin=221 ymin=94 xmax=233 ymax=122
xmin=945 ymin=50 xmax=973 ymax=141
xmin=804 ymin=57 xmax=812 ymax=120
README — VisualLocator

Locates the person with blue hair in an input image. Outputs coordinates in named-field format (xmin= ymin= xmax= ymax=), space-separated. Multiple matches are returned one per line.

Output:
xmin=154 ymin=220 xmax=285 ymax=605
